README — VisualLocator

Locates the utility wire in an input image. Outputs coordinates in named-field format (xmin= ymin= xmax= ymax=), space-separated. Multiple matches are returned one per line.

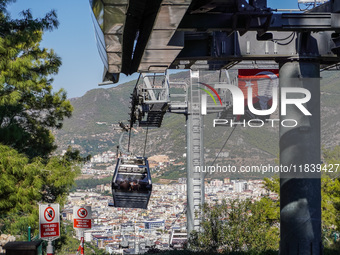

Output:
xmin=143 ymin=125 xmax=149 ymax=158
xmin=272 ymin=32 xmax=296 ymax=46
xmin=127 ymin=73 xmax=142 ymax=152
xmin=209 ymin=125 xmax=237 ymax=168
xmin=127 ymin=128 xmax=132 ymax=153
xmin=129 ymin=73 xmax=142 ymax=129
xmin=206 ymin=70 xmax=238 ymax=169
xmin=170 ymin=205 xmax=187 ymax=227
xmin=271 ymin=32 xmax=294 ymax=41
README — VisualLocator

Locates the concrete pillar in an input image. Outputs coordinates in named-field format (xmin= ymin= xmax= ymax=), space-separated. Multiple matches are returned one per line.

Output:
xmin=279 ymin=60 xmax=322 ymax=255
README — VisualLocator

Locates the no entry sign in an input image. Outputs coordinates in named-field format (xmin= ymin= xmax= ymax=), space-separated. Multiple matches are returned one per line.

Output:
xmin=44 ymin=207 xmax=55 ymax=222
xmin=73 ymin=206 xmax=92 ymax=229
xmin=39 ymin=204 xmax=60 ymax=240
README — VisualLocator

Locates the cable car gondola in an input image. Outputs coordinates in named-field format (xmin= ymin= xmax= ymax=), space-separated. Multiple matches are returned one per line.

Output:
xmin=112 ymin=156 xmax=152 ymax=209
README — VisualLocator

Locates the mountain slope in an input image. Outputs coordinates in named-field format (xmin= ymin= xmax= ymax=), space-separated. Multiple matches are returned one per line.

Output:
xmin=54 ymin=70 xmax=340 ymax=179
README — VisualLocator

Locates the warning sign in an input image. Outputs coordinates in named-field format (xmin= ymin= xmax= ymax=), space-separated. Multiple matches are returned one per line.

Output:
xmin=73 ymin=206 xmax=92 ymax=229
xmin=77 ymin=208 xmax=88 ymax=218
xmin=44 ymin=207 xmax=55 ymax=222
xmin=39 ymin=204 xmax=60 ymax=240
xmin=40 ymin=223 xmax=60 ymax=238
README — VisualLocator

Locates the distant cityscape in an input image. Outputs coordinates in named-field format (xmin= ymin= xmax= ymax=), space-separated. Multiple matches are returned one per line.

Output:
xmin=62 ymin=151 xmax=277 ymax=254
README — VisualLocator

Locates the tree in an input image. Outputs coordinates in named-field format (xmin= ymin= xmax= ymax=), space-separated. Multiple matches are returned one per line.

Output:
xmin=321 ymin=147 xmax=340 ymax=249
xmin=189 ymin=198 xmax=279 ymax=253
xmin=189 ymin=176 xmax=281 ymax=253
xmin=0 ymin=0 xmax=73 ymax=159
xmin=0 ymin=2 xmax=81 ymax=240
xmin=263 ymin=175 xmax=280 ymax=195
xmin=0 ymin=144 xmax=43 ymax=237
xmin=40 ymin=151 xmax=82 ymax=206
xmin=262 ymin=149 xmax=340 ymax=250
xmin=0 ymin=144 xmax=81 ymax=238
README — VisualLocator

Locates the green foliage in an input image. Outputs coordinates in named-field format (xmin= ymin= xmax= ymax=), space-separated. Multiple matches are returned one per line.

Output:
xmin=40 ymin=156 xmax=81 ymax=206
xmin=146 ymin=250 xmax=278 ymax=255
xmin=0 ymin=144 xmax=43 ymax=235
xmin=240 ymin=128 xmax=278 ymax=157
xmin=85 ymin=242 xmax=110 ymax=255
xmin=63 ymin=145 xmax=91 ymax=163
xmin=0 ymin=144 xmax=81 ymax=237
xmin=263 ymin=176 xmax=280 ymax=195
xmin=60 ymin=81 xmax=136 ymax=135
xmin=189 ymin=198 xmax=279 ymax=253
xmin=321 ymin=176 xmax=340 ymax=239
xmin=160 ymin=164 xmax=185 ymax=180
xmin=321 ymin=146 xmax=340 ymax=249
xmin=72 ymin=176 xmax=112 ymax=191
xmin=54 ymin=220 xmax=110 ymax=254
xmin=323 ymin=146 xmax=340 ymax=165
xmin=0 ymin=1 xmax=72 ymax=159
xmin=189 ymin=177 xmax=281 ymax=253
xmin=262 ymin=147 xmax=340 ymax=250
xmin=54 ymin=221 xmax=83 ymax=254
xmin=0 ymin=2 xmax=80 ymax=247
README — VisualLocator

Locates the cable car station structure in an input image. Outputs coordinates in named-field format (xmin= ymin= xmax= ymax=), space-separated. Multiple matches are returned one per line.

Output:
xmin=90 ymin=0 xmax=340 ymax=254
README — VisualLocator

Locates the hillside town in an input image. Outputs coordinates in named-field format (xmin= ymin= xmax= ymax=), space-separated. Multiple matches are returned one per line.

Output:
xmin=62 ymin=152 xmax=276 ymax=254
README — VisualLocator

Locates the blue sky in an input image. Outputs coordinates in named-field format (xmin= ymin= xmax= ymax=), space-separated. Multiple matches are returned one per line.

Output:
xmin=7 ymin=0 xmax=299 ymax=99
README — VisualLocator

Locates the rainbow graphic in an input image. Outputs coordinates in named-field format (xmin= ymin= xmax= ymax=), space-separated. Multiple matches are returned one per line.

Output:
xmin=199 ymin=82 xmax=223 ymax=106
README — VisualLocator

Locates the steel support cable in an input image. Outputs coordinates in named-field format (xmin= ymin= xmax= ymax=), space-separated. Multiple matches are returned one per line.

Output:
xmin=142 ymin=73 xmax=155 ymax=157
xmin=129 ymin=73 xmax=142 ymax=128
xmin=127 ymin=128 xmax=132 ymax=153
xmin=170 ymin=205 xmax=187 ymax=227
xmin=119 ymin=132 xmax=128 ymax=155
xmin=204 ymin=70 xmax=238 ymax=173
xmin=143 ymin=125 xmax=149 ymax=158
xmin=127 ymin=73 xmax=142 ymax=152
xmin=208 ymin=125 xmax=237 ymax=171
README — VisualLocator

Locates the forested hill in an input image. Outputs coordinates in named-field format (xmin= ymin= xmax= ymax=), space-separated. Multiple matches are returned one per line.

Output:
xmin=54 ymin=70 xmax=340 ymax=179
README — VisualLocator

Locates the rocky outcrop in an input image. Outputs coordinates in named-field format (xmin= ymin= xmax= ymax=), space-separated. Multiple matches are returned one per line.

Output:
xmin=0 ymin=234 xmax=16 ymax=253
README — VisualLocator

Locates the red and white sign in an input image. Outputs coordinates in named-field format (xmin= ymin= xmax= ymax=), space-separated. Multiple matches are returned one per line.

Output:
xmin=73 ymin=206 xmax=92 ymax=229
xmin=39 ymin=204 xmax=60 ymax=240
xmin=238 ymin=69 xmax=279 ymax=99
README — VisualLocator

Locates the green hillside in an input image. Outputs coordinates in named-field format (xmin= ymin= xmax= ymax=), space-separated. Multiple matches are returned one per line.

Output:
xmin=55 ymin=70 xmax=340 ymax=180
xmin=59 ymin=80 xmax=136 ymax=135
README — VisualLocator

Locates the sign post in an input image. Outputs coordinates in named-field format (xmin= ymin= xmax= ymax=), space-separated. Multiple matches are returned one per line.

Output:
xmin=73 ymin=206 xmax=92 ymax=255
xmin=39 ymin=204 xmax=60 ymax=255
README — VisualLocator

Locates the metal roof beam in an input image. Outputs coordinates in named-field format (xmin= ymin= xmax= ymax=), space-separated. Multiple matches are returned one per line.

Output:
xmin=178 ymin=13 xmax=340 ymax=32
